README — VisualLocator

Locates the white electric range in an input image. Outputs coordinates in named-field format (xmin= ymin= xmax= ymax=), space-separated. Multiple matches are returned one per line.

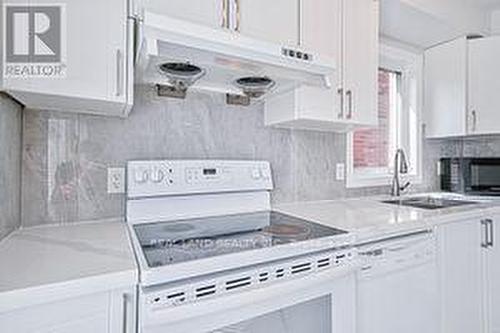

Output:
xmin=126 ymin=160 xmax=357 ymax=333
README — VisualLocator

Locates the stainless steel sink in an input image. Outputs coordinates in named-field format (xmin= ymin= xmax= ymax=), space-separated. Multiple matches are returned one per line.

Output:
xmin=381 ymin=196 xmax=480 ymax=210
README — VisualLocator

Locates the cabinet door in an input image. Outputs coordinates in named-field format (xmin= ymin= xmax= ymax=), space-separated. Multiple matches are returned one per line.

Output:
xmin=438 ymin=219 xmax=484 ymax=333
xmin=342 ymin=0 xmax=379 ymax=126
xmin=295 ymin=0 xmax=343 ymax=123
xmin=468 ymin=36 xmax=500 ymax=136
xmin=4 ymin=0 xmax=129 ymax=112
xmin=0 ymin=288 xmax=135 ymax=333
xmin=301 ymin=0 xmax=342 ymax=58
xmin=237 ymin=0 xmax=299 ymax=46
xmin=423 ymin=37 xmax=468 ymax=138
xmin=485 ymin=217 xmax=500 ymax=333
xmin=144 ymin=0 xmax=224 ymax=29
xmin=0 ymin=292 xmax=110 ymax=333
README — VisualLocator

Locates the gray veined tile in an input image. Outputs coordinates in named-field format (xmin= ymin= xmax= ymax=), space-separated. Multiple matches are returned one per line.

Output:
xmin=18 ymin=85 xmax=465 ymax=226
xmin=0 ymin=94 xmax=22 ymax=239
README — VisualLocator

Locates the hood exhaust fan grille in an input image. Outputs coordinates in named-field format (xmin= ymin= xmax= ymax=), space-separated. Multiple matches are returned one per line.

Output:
xmin=157 ymin=62 xmax=205 ymax=99
xmin=234 ymin=76 xmax=276 ymax=99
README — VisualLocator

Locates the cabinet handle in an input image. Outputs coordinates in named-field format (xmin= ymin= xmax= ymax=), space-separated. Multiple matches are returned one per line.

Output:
xmin=337 ymin=88 xmax=344 ymax=119
xmin=482 ymin=219 xmax=490 ymax=248
xmin=471 ymin=110 xmax=477 ymax=132
xmin=234 ymin=0 xmax=241 ymax=32
xmin=221 ymin=0 xmax=229 ymax=28
xmin=122 ymin=293 xmax=128 ymax=333
xmin=115 ymin=49 xmax=124 ymax=97
xmin=487 ymin=219 xmax=494 ymax=248
xmin=346 ymin=90 xmax=353 ymax=119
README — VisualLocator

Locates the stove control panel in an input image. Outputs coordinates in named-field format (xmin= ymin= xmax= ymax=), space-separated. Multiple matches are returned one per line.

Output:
xmin=127 ymin=160 xmax=273 ymax=198
xmin=142 ymin=248 xmax=357 ymax=311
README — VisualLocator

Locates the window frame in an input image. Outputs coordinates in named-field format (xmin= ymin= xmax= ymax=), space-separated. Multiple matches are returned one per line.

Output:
xmin=346 ymin=43 xmax=424 ymax=188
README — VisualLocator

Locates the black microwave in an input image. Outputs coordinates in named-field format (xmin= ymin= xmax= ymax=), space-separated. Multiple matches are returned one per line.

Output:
xmin=441 ymin=158 xmax=500 ymax=195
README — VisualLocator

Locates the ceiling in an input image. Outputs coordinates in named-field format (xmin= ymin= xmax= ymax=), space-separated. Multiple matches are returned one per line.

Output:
xmin=381 ymin=0 xmax=495 ymax=49
xmin=462 ymin=0 xmax=500 ymax=10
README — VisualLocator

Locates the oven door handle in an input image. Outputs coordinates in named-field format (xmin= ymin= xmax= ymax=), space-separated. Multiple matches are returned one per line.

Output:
xmin=142 ymin=265 xmax=355 ymax=331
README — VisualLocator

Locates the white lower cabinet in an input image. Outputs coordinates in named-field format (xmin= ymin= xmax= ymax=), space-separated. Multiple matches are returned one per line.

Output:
xmin=0 ymin=288 xmax=136 ymax=333
xmin=484 ymin=216 xmax=500 ymax=333
xmin=438 ymin=218 xmax=484 ymax=333
xmin=438 ymin=215 xmax=500 ymax=333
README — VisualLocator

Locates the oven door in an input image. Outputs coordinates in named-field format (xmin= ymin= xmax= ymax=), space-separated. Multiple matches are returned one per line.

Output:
xmin=464 ymin=158 xmax=500 ymax=195
xmin=139 ymin=269 xmax=355 ymax=333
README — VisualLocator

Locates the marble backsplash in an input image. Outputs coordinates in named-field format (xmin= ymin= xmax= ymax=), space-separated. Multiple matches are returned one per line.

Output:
xmin=0 ymin=94 xmax=22 ymax=239
xmin=21 ymin=86 xmax=448 ymax=227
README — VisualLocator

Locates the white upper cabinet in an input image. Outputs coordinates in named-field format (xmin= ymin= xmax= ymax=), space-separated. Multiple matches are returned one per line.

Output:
xmin=265 ymin=0 xmax=379 ymax=132
xmin=424 ymin=37 xmax=468 ymax=138
xmin=342 ymin=0 xmax=378 ymax=127
xmin=468 ymin=36 xmax=500 ymax=136
xmin=144 ymin=0 xmax=225 ymax=29
xmin=238 ymin=0 xmax=299 ymax=46
xmin=424 ymin=35 xmax=500 ymax=138
xmin=1 ymin=0 xmax=134 ymax=117
xmin=264 ymin=0 xmax=344 ymax=132
xmin=301 ymin=0 xmax=342 ymax=58
xmin=145 ymin=0 xmax=299 ymax=46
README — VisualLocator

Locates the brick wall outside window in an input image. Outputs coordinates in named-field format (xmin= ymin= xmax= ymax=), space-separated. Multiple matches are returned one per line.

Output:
xmin=353 ymin=69 xmax=393 ymax=169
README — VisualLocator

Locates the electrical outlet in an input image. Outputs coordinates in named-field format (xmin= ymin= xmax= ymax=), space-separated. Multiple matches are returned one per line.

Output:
xmin=336 ymin=163 xmax=346 ymax=181
xmin=107 ymin=168 xmax=125 ymax=194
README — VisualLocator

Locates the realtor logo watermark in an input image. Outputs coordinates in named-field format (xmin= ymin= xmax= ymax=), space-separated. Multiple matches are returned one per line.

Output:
xmin=3 ymin=4 xmax=66 ymax=78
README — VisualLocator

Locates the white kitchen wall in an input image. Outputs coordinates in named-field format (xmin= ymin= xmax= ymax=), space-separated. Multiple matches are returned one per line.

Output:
xmin=491 ymin=9 xmax=500 ymax=34
xmin=20 ymin=86 xmax=447 ymax=226
xmin=0 ymin=94 xmax=22 ymax=239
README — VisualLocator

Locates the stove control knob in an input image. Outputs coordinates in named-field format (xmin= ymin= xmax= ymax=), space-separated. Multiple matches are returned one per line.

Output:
xmin=151 ymin=168 xmax=165 ymax=183
xmin=134 ymin=169 xmax=149 ymax=184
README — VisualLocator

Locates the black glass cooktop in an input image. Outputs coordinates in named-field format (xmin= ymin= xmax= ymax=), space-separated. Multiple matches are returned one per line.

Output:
xmin=134 ymin=211 xmax=347 ymax=268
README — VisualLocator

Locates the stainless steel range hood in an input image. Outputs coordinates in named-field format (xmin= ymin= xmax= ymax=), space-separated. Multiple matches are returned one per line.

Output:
xmin=136 ymin=12 xmax=336 ymax=100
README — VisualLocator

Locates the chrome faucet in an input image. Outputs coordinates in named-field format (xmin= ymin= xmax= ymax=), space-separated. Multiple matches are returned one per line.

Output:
xmin=391 ymin=149 xmax=411 ymax=197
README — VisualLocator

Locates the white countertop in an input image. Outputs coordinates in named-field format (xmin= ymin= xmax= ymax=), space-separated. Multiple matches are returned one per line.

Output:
xmin=0 ymin=220 xmax=137 ymax=312
xmin=274 ymin=194 xmax=500 ymax=242
xmin=2 ymin=193 xmax=500 ymax=312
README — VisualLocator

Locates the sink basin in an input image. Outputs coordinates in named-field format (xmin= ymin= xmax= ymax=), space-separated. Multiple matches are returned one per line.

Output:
xmin=381 ymin=196 xmax=480 ymax=210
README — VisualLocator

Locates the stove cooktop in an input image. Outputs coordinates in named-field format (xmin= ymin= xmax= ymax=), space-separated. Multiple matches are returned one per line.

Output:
xmin=133 ymin=211 xmax=347 ymax=268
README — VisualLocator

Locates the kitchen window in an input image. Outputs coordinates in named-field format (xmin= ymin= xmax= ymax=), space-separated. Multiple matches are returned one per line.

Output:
xmin=346 ymin=43 xmax=423 ymax=188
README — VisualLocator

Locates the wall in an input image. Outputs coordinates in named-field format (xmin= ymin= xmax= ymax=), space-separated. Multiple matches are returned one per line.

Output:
xmin=0 ymin=94 xmax=22 ymax=239
xmin=491 ymin=10 xmax=500 ymax=34
xmin=21 ymin=86 xmax=445 ymax=226
xmin=354 ymin=70 xmax=391 ymax=168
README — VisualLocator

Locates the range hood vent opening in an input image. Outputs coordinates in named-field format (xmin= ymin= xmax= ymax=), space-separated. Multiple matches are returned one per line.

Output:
xmin=157 ymin=62 xmax=206 ymax=98
xmin=234 ymin=76 xmax=276 ymax=99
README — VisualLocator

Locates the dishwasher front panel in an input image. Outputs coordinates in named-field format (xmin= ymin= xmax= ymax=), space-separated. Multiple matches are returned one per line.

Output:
xmin=356 ymin=232 xmax=439 ymax=333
